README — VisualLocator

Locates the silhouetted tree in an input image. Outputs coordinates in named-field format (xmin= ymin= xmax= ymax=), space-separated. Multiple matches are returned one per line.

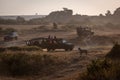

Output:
xmin=99 ymin=14 xmax=104 ymax=17
xmin=113 ymin=7 xmax=120 ymax=16
xmin=105 ymin=10 xmax=112 ymax=16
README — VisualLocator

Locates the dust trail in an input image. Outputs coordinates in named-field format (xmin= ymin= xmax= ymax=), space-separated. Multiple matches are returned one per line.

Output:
xmin=83 ymin=37 xmax=94 ymax=50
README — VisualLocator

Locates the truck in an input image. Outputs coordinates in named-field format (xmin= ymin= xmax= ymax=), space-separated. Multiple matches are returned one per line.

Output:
xmin=26 ymin=37 xmax=74 ymax=51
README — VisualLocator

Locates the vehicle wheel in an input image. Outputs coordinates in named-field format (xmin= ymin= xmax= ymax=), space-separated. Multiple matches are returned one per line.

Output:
xmin=4 ymin=37 xmax=9 ymax=41
xmin=52 ymin=49 xmax=55 ymax=51
xmin=70 ymin=48 xmax=73 ymax=51
xmin=65 ymin=49 xmax=68 ymax=51
xmin=47 ymin=48 xmax=51 ymax=52
xmin=4 ymin=38 xmax=7 ymax=41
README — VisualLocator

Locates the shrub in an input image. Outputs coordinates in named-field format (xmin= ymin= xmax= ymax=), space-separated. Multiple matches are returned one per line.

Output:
xmin=23 ymin=46 xmax=42 ymax=51
xmin=106 ymin=42 xmax=120 ymax=59
xmin=7 ymin=46 xmax=22 ymax=51
xmin=0 ymin=53 xmax=30 ymax=75
xmin=7 ymin=46 xmax=42 ymax=51
xmin=77 ymin=43 xmax=120 ymax=80
xmin=0 ymin=53 xmax=64 ymax=76
xmin=0 ymin=47 xmax=6 ymax=52
xmin=78 ymin=59 xmax=120 ymax=80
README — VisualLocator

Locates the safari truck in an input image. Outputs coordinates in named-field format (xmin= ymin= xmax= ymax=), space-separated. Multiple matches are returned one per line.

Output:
xmin=26 ymin=37 xmax=74 ymax=51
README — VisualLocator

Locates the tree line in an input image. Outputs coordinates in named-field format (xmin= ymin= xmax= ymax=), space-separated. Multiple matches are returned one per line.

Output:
xmin=0 ymin=7 xmax=120 ymax=25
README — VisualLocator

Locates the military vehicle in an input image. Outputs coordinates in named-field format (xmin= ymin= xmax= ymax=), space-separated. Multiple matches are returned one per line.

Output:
xmin=76 ymin=26 xmax=94 ymax=39
xmin=26 ymin=37 xmax=74 ymax=51
xmin=4 ymin=31 xmax=18 ymax=41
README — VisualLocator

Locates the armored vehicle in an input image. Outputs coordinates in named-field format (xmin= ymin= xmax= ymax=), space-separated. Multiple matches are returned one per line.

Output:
xmin=26 ymin=37 xmax=74 ymax=51
xmin=76 ymin=26 xmax=94 ymax=39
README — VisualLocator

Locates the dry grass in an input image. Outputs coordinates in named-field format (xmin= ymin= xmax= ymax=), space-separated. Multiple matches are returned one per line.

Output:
xmin=0 ymin=51 xmax=68 ymax=76
xmin=0 ymin=45 xmax=113 ymax=80
xmin=76 ymin=59 xmax=120 ymax=80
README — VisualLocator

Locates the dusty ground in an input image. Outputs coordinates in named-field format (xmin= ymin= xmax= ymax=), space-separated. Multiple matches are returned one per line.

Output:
xmin=0 ymin=25 xmax=120 ymax=80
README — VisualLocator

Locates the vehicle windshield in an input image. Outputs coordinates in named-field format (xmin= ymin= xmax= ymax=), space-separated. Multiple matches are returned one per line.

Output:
xmin=62 ymin=40 xmax=67 ymax=43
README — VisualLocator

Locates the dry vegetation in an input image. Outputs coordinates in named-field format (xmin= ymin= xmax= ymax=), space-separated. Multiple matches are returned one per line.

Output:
xmin=0 ymin=44 xmax=112 ymax=80
xmin=76 ymin=43 xmax=120 ymax=80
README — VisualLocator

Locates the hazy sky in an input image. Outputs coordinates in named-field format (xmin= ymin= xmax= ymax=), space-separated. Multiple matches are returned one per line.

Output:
xmin=0 ymin=0 xmax=120 ymax=16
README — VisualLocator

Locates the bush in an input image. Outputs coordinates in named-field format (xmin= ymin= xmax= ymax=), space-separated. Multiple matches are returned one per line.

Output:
xmin=0 ymin=46 xmax=42 ymax=52
xmin=7 ymin=46 xmax=42 ymax=51
xmin=0 ymin=53 xmax=62 ymax=76
xmin=77 ymin=43 xmax=120 ymax=80
xmin=106 ymin=42 xmax=120 ymax=59
xmin=0 ymin=53 xmax=31 ymax=75
xmin=0 ymin=47 xmax=6 ymax=52
xmin=77 ymin=59 xmax=120 ymax=80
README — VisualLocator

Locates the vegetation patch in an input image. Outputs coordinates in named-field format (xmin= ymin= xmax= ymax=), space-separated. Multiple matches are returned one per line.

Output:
xmin=106 ymin=43 xmax=120 ymax=59
xmin=0 ymin=46 xmax=42 ymax=52
xmin=0 ymin=47 xmax=6 ymax=52
xmin=75 ymin=43 xmax=120 ymax=80
xmin=7 ymin=46 xmax=42 ymax=51
xmin=0 ymin=53 xmax=65 ymax=76
xmin=77 ymin=59 xmax=120 ymax=80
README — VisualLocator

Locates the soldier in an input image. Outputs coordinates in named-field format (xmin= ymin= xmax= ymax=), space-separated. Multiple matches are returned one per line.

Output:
xmin=54 ymin=36 xmax=57 ymax=40
xmin=48 ymin=35 xmax=51 ymax=39
xmin=41 ymin=38 xmax=45 ymax=44
xmin=47 ymin=35 xmax=52 ymax=44
xmin=26 ymin=40 xmax=30 ymax=45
